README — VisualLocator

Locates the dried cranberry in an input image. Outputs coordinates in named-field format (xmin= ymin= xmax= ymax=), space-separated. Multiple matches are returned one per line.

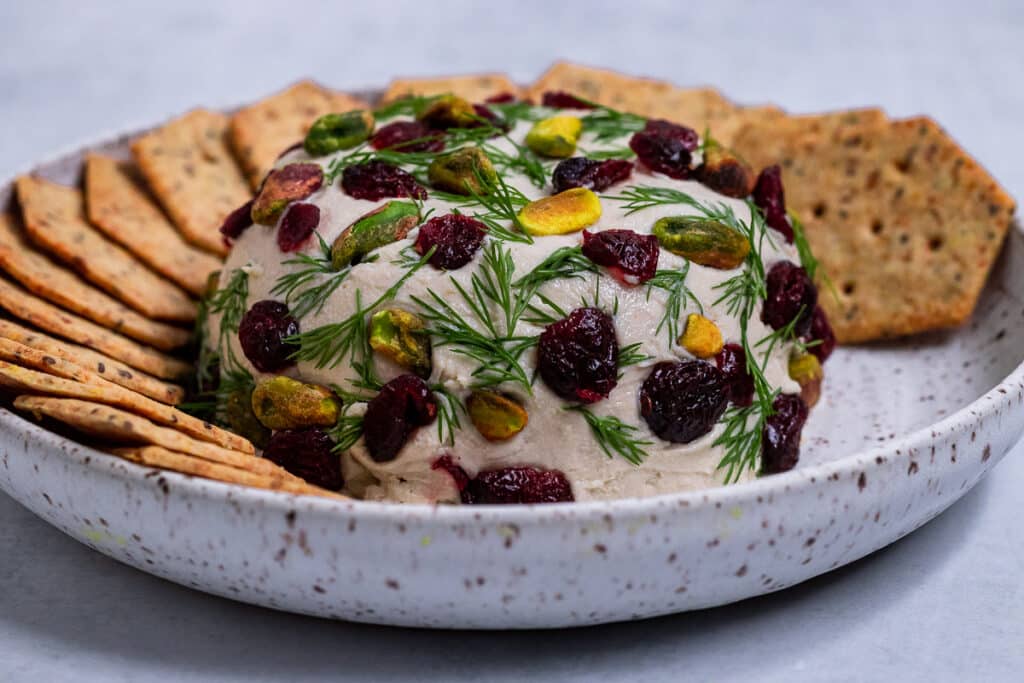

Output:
xmin=464 ymin=466 xmax=574 ymax=504
xmin=237 ymin=300 xmax=299 ymax=373
xmin=639 ymin=360 xmax=728 ymax=443
xmin=363 ymin=374 xmax=438 ymax=462
xmin=432 ymin=455 xmax=470 ymax=500
xmin=538 ymin=307 xmax=619 ymax=404
xmin=762 ymin=261 xmax=818 ymax=336
xmin=263 ymin=428 xmax=343 ymax=490
xmin=277 ymin=202 xmax=319 ymax=252
xmin=341 ymin=160 xmax=427 ymax=201
xmin=805 ymin=305 xmax=836 ymax=362
xmin=581 ymin=229 xmax=659 ymax=285
xmin=220 ymin=199 xmax=254 ymax=242
xmin=551 ymin=157 xmax=633 ymax=193
xmin=714 ymin=343 xmax=754 ymax=407
xmin=642 ymin=120 xmax=700 ymax=150
xmin=629 ymin=120 xmax=698 ymax=179
xmin=541 ymin=91 xmax=595 ymax=109
xmin=753 ymin=165 xmax=793 ymax=243
xmin=414 ymin=214 xmax=487 ymax=270
xmin=371 ymin=121 xmax=445 ymax=153
xmin=761 ymin=393 xmax=808 ymax=474
xmin=471 ymin=104 xmax=503 ymax=129
xmin=484 ymin=92 xmax=518 ymax=104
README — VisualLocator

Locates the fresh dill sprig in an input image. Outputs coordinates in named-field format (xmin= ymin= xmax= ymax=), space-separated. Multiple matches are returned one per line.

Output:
xmin=564 ymin=405 xmax=652 ymax=466
xmin=646 ymin=263 xmax=703 ymax=345
xmin=466 ymin=167 xmax=535 ymax=244
xmin=583 ymin=146 xmax=636 ymax=160
xmin=372 ymin=95 xmax=440 ymax=122
xmin=431 ymin=384 xmax=465 ymax=446
xmin=512 ymin=245 xmax=597 ymax=296
xmin=617 ymin=342 xmax=650 ymax=370
xmin=579 ymin=104 xmax=647 ymax=143
xmin=269 ymin=233 xmax=356 ymax=319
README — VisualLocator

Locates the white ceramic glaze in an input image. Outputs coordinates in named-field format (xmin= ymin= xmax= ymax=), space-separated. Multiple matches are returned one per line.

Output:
xmin=0 ymin=112 xmax=1020 ymax=629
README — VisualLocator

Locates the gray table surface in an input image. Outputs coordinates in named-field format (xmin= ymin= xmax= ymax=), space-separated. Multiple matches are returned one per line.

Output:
xmin=1 ymin=1 xmax=1022 ymax=681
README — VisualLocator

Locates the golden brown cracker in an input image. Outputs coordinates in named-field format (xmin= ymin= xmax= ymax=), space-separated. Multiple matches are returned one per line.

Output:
xmin=381 ymin=73 xmax=522 ymax=104
xmin=132 ymin=109 xmax=252 ymax=256
xmin=707 ymin=105 xmax=787 ymax=148
xmin=84 ymin=154 xmax=223 ymax=296
xmin=229 ymin=81 xmax=369 ymax=189
xmin=15 ymin=175 xmax=197 ymax=322
xmin=0 ymin=277 xmax=191 ymax=380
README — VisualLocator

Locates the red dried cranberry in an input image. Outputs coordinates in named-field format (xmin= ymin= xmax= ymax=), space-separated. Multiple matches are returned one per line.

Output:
xmin=220 ymin=199 xmax=255 ymax=242
xmin=341 ymin=160 xmax=427 ymax=201
xmin=753 ymin=165 xmax=793 ymax=243
xmin=538 ymin=307 xmax=619 ymax=404
xmin=639 ymin=360 xmax=728 ymax=443
xmin=552 ymin=157 xmax=634 ymax=193
xmin=237 ymin=300 xmax=299 ymax=373
xmin=464 ymin=466 xmax=574 ymax=504
xmin=363 ymin=375 xmax=438 ymax=462
xmin=581 ymin=229 xmax=659 ymax=285
xmin=484 ymin=92 xmax=518 ymax=104
xmin=642 ymin=120 xmax=700 ymax=150
xmin=714 ymin=343 xmax=755 ymax=407
xmin=414 ymin=213 xmax=487 ymax=270
xmin=762 ymin=261 xmax=818 ymax=337
xmin=805 ymin=305 xmax=836 ymax=362
xmin=264 ymin=428 xmax=343 ymax=490
xmin=629 ymin=120 xmax=698 ymax=180
xmin=277 ymin=202 xmax=320 ymax=252
xmin=471 ymin=104 xmax=504 ymax=129
xmin=432 ymin=455 xmax=470 ymax=500
xmin=541 ymin=91 xmax=595 ymax=109
xmin=761 ymin=393 xmax=808 ymax=474
xmin=371 ymin=121 xmax=445 ymax=153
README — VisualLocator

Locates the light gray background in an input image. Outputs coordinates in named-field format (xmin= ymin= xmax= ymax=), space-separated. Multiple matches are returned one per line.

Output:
xmin=1 ymin=1 xmax=1022 ymax=681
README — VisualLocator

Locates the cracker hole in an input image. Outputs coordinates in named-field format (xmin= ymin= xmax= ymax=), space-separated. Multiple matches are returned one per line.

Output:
xmin=812 ymin=202 xmax=827 ymax=218
xmin=842 ymin=281 xmax=856 ymax=296
xmin=894 ymin=158 xmax=911 ymax=173
xmin=928 ymin=236 xmax=944 ymax=251
xmin=871 ymin=219 xmax=883 ymax=235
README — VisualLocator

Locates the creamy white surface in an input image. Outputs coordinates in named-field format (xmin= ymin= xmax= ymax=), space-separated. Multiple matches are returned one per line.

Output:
xmin=214 ymin=111 xmax=802 ymax=503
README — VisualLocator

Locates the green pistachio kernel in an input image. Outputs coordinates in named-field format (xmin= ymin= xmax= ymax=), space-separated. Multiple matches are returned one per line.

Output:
xmin=224 ymin=387 xmax=271 ymax=449
xmin=331 ymin=201 xmax=421 ymax=269
xmin=303 ymin=110 xmax=375 ymax=156
xmin=652 ymin=216 xmax=751 ymax=269
xmin=427 ymin=147 xmax=498 ymax=196
xmin=694 ymin=138 xmax=755 ymax=198
xmin=525 ymin=115 xmax=582 ymax=158
xmin=416 ymin=94 xmax=478 ymax=129
xmin=251 ymin=375 xmax=340 ymax=431
xmin=368 ymin=308 xmax=432 ymax=378
xmin=466 ymin=390 xmax=529 ymax=441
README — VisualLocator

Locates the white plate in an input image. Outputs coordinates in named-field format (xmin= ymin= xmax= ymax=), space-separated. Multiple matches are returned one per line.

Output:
xmin=0 ymin=114 xmax=1021 ymax=629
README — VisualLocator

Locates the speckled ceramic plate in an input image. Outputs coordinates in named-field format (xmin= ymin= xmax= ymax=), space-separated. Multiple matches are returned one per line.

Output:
xmin=0 ymin=108 xmax=1021 ymax=629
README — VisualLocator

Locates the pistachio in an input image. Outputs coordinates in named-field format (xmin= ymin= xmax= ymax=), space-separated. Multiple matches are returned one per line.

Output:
xmin=466 ymin=391 xmax=529 ymax=441
xmin=679 ymin=313 xmax=724 ymax=359
xmin=369 ymin=308 xmax=432 ymax=378
xmin=251 ymin=375 xmax=340 ymax=431
xmin=695 ymin=138 xmax=756 ymax=198
xmin=427 ymin=147 xmax=498 ymax=195
xmin=251 ymin=162 xmax=324 ymax=225
xmin=788 ymin=352 xmax=823 ymax=408
xmin=525 ymin=115 xmax=582 ymax=158
xmin=416 ymin=94 xmax=478 ymax=129
xmin=518 ymin=188 xmax=602 ymax=236
xmin=304 ymin=110 xmax=374 ymax=156
xmin=652 ymin=216 xmax=750 ymax=269
xmin=224 ymin=387 xmax=271 ymax=449
xmin=331 ymin=201 xmax=420 ymax=269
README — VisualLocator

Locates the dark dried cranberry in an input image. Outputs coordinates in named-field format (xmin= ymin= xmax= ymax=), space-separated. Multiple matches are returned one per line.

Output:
xmin=220 ymin=199 xmax=255 ymax=242
xmin=371 ymin=121 xmax=445 ymax=153
xmin=629 ymin=122 xmax=697 ymax=179
xmin=238 ymin=300 xmax=299 ymax=373
xmin=277 ymin=202 xmax=320 ymax=252
xmin=581 ymin=229 xmax=659 ymax=285
xmin=538 ymin=307 xmax=619 ymax=404
xmin=341 ymin=160 xmax=427 ymax=201
xmin=642 ymin=120 xmax=700 ymax=150
xmin=471 ymin=104 xmax=504 ymax=129
xmin=753 ymin=165 xmax=793 ymax=243
xmin=484 ymin=92 xmax=518 ymax=104
xmin=639 ymin=360 xmax=728 ymax=443
xmin=263 ymin=428 xmax=343 ymax=490
xmin=464 ymin=466 xmax=574 ymax=504
xmin=541 ymin=91 xmax=595 ymax=109
xmin=363 ymin=375 xmax=437 ymax=462
xmin=805 ymin=305 xmax=836 ymax=362
xmin=761 ymin=393 xmax=808 ymax=475
xmin=714 ymin=343 xmax=754 ymax=407
xmin=414 ymin=213 xmax=487 ymax=270
xmin=762 ymin=261 xmax=817 ymax=336
xmin=551 ymin=157 xmax=634 ymax=193
xmin=432 ymin=455 xmax=470 ymax=500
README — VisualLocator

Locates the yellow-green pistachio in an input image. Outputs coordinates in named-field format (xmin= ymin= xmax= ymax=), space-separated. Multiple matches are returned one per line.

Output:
xmin=466 ymin=391 xmax=529 ymax=441
xmin=224 ymin=387 xmax=271 ymax=449
xmin=652 ymin=216 xmax=751 ymax=269
xmin=525 ymin=115 xmax=582 ymax=158
xmin=251 ymin=375 xmax=340 ymax=431
xmin=427 ymin=146 xmax=498 ymax=195
xmin=250 ymin=162 xmax=324 ymax=225
xmin=369 ymin=308 xmax=432 ymax=378
xmin=679 ymin=313 xmax=724 ymax=359
xmin=695 ymin=138 xmax=756 ymax=198
xmin=331 ymin=201 xmax=420 ymax=269
xmin=416 ymin=94 xmax=478 ymax=129
xmin=517 ymin=188 xmax=602 ymax=236
xmin=303 ymin=110 xmax=374 ymax=156
xmin=788 ymin=352 xmax=823 ymax=408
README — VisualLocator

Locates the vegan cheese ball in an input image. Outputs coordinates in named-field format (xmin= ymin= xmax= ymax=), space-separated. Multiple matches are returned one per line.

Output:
xmin=208 ymin=93 xmax=835 ymax=504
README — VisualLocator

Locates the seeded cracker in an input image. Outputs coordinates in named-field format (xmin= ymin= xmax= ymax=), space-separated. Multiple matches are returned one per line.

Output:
xmin=229 ymin=81 xmax=370 ymax=190
xmin=132 ymin=109 xmax=252 ymax=256
xmin=85 ymin=154 xmax=223 ymax=296
xmin=15 ymin=175 xmax=197 ymax=322
xmin=381 ymin=73 xmax=523 ymax=104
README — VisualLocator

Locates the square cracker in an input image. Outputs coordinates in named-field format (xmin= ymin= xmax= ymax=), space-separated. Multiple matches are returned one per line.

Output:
xmin=733 ymin=114 xmax=1016 ymax=342
xmin=132 ymin=109 xmax=252 ymax=256
xmin=85 ymin=154 xmax=223 ymax=296
xmin=15 ymin=175 xmax=197 ymax=322
xmin=381 ymin=73 xmax=522 ymax=104
xmin=229 ymin=81 xmax=370 ymax=190
xmin=0 ymin=212 xmax=190 ymax=350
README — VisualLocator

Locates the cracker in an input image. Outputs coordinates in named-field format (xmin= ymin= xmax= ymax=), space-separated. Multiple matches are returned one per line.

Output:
xmin=0 ymin=349 xmax=252 ymax=454
xmin=0 ymin=318 xmax=183 ymax=404
xmin=13 ymin=395 xmax=288 ymax=479
xmin=15 ymin=175 xmax=197 ymax=322
xmin=707 ymin=105 xmax=787 ymax=148
xmin=381 ymin=73 xmax=522 ymax=104
xmin=0 ymin=277 xmax=191 ymax=380
xmin=112 ymin=446 xmax=343 ymax=499
xmin=132 ymin=109 xmax=252 ymax=256
xmin=229 ymin=81 xmax=369 ymax=189
xmin=84 ymin=154 xmax=223 ymax=296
